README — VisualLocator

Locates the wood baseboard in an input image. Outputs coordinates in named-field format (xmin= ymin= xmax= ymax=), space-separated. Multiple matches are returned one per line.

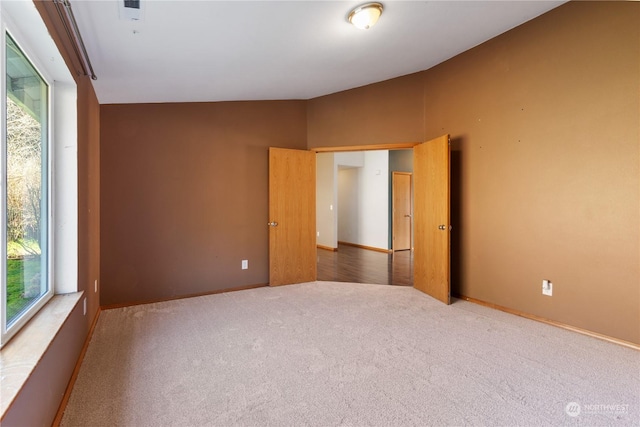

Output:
xmin=456 ymin=294 xmax=640 ymax=351
xmin=317 ymin=245 xmax=337 ymax=252
xmin=100 ymin=283 xmax=269 ymax=311
xmin=338 ymin=241 xmax=391 ymax=254
xmin=52 ymin=307 xmax=102 ymax=426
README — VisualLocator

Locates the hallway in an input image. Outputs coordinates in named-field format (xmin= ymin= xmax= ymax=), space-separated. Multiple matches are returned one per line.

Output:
xmin=317 ymin=244 xmax=413 ymax=286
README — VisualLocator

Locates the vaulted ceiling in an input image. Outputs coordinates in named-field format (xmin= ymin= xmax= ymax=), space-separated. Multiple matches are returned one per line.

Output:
xmin=71 ymin=1 xmax=565 ymax=104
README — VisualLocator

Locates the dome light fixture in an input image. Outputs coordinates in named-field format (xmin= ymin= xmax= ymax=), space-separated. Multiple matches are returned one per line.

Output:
xmin=348 ymin=2 xmax=384 ymax=30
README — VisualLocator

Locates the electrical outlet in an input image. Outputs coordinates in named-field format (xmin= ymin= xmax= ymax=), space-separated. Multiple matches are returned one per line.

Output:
xmin=83 ymin=298 xmax=87 ymax=315
xmin=242 ymin=260 xmax=248 ymax=270
xmin=542 ymin=279 xmax=553 ymax=296
xmin=94 ymin=279 xmax=98 ymax=293
xmin=317 ymin=231 xmax=320 ymax=237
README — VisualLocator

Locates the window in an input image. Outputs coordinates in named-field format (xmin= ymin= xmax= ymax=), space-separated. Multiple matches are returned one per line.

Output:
xmin=1 ymin=31 xmax=52 ymax=346
xmin=0 ymin=0 xmax=79 ymax=350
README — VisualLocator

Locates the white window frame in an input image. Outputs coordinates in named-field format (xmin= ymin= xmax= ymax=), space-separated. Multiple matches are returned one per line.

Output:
xmin=0 ymin=2 xmax=78 ymax=348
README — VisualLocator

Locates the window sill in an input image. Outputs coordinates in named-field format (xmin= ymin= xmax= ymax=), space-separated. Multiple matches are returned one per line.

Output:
xmin=0 ymin=291 xmax=83 ymax=418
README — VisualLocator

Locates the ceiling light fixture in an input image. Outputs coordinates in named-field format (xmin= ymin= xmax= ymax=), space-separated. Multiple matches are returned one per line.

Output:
xmin=348 ymin=2 xmax=383 ymax=30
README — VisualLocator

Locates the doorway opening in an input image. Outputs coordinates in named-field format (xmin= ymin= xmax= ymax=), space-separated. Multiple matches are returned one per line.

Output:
xmin=269 ymin=135 xmax=450 ymax=304
xmin=315 ymin=149 xmax=414 ymax=286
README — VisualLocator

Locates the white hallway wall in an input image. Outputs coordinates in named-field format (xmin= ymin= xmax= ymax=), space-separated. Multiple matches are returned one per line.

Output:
xmin=337 ymin=151 xmax=389 ymax=250
xmin=337 ymin=167 xmax=359 ymax=245
xmin=336 ymin=152 xmax=365 ymax=248
xmin=316 ymin=152 xmax=336 ymax=248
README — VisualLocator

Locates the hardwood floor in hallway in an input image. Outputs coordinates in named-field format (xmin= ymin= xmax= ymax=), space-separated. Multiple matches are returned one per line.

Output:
xmin=317 ymin=244 xmax=413 ymax=286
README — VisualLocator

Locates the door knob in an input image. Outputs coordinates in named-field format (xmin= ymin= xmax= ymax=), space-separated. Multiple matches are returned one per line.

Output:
xmin=267 ymin=222 xmax=278 ymax=227
xmin=404 ymin=214 xmax=412 ymax=218
xmin=438 ymin=225 xmax=446 ymax=230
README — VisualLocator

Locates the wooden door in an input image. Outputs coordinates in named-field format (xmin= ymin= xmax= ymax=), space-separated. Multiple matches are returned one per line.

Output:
xmin=268 ymin=147 xmax=317 ymax=286
xmin=392 ymin=172 xmax=412 ymax=251
xmin=413 ymin=134 xmax=450 ymax=304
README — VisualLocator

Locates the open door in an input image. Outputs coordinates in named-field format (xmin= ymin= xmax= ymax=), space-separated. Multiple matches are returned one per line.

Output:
xmin=392 ymin=172 xmax=412 ymax=251
xmin=268 ymin=147 xmax=316 ymax=286
xmin=413 ymin=134 xmax=450 ymax=304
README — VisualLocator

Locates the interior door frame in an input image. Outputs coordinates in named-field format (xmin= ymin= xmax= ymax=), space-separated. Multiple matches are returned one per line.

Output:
xmin=312 ymin=142 xmax=420 ymax=153
xmin=312 ymin=139 xmax=450 ymax=305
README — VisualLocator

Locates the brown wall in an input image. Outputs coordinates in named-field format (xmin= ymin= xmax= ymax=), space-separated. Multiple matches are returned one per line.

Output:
xmin=1 ymin=303 xmax=86 ymax=426
xmin=5 ymin=2 xmax=102 ymax=425
xmin=424 ymin=1 xmax=639 ymax=344
xmin=100 ymin=101 xmax=307 ymax=306
xmin=307 ymin=72 xmax=425 ymax=148
xmin=307 ymin=2 xmax=640 ymax=344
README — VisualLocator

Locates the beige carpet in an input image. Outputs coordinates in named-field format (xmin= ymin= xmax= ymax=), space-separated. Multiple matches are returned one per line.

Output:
xmin=61 ymin=282 xmax=639 ymax=426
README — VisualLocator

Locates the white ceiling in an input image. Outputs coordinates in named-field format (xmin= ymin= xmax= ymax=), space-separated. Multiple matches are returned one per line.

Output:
xmin=70 ymin=1 xmax=565 ymax=104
